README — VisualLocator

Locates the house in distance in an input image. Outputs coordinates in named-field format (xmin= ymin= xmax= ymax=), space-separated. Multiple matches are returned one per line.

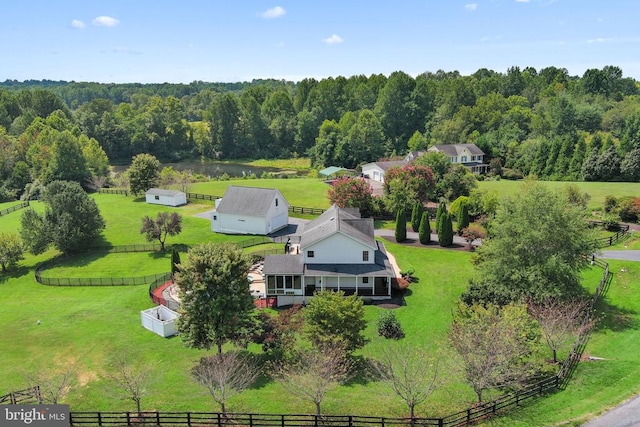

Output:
xmin=211 ymin=185 xmax=290 ymax=235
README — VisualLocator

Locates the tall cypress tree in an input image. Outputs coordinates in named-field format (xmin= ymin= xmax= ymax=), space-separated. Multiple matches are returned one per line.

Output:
xmin=395 ymin=208 xmax=407 ymax=242
xmin=435 ymin=201 xmax=447 ymax=238
xmin=439 ymin=212 xmax=454 ymax=247
xmin=457 ymin=203 xmax=469 ymax=235
xmin=412 ymin=202 xmax=424 ymax=232
xmin=418 ymin=211 xmax=431 ymax=245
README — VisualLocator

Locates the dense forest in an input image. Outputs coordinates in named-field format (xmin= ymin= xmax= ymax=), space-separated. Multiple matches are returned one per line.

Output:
xmin=1 ymin=65 xmax=640 ymax=200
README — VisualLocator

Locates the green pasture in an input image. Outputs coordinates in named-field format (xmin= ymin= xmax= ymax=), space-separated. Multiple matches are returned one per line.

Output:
xmin=0 ymin=190 xmax=638 ymax=424
xmin=478 ymin=180 xmax=640 ymax=211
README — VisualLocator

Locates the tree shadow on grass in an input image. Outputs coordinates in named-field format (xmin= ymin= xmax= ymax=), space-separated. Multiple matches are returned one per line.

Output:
xmin=0 ymin=265 xmax=31 ymax=284
xmin=42 ymin=250 xmax=109 ymax=270
xmin=592 ymin=297 xmax=639 ymax=333
xmin=147 ymin=251 xmax=171 ymax=260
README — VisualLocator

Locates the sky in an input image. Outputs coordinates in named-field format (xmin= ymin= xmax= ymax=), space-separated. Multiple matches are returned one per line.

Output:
xmin=2 ymin=0 xmax=640 ymax=84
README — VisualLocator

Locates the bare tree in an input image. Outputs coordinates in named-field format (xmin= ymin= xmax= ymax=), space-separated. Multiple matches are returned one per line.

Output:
xmin=24 ymin=366 xmax=75 ymax=404
xmin=370 ymin=343 xmax=439 ymax=423
xmin=528 ymin=297 xmax=592 ymax=363
xmin=448 ymin=303 xmax=541 ymax=403
xmin=271 ymin=344 xmax=353 ymax=415
xmin=110 ymin=356 xmax=152 ymax=414
xmin=191 ymin=352 xmax=260 ymax=413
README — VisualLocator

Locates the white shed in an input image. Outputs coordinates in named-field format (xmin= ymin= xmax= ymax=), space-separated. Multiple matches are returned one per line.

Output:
xmin=145 ymin=188 xmax=187 ymax=207
xmin=211 ymin=186 xmax=289 ymax=235
xmin=141 ymin=305 xmax=179 ymax=337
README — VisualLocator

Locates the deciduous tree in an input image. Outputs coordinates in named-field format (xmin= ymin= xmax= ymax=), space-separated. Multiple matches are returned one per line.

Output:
xmin=448 ymin=302 xmax=541 ymax=403
xmin=271 ymin=343 xmax=353 ymax=415
xmin=0 ymin=232 xmax=24 ymax=272
xmin=191 ymin=352 xmax=260 ymax=413
xmin=463 ymin=181 xmax=596 ymax=305
xmin=176 ymin=242 xmax=255 ymax=354
xmin=327 ymin=177 xmax=373 ymax=216
xmin=303 ymin=290 xmax=367 ymax=353
xmin=127 ymin=153 xmax=160 ymax=196
xmin=140 ymin=212 xmax=182 ymax=251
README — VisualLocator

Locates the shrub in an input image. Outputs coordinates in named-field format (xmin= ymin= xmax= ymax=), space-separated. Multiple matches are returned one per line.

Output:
xmin=457 ymin=203 xmax=470 ymax=235
xmin=604 ymin=195 xmax=618 ymax=213
xmin=377 ymin=310 xmax=405 ymax=339
xmin=411 ymin=202 xmax=424 ymax=232
xmin=438 ymin=212 xmax=454 ymax=247
xmin=618 ymin=197 xmax=640 ymax=222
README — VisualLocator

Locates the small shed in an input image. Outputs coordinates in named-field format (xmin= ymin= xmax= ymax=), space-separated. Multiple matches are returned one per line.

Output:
xmin=145 ymin=188 xmax=187 ymax=207
xmin=141 ymin=305 xmax=179 ymax=337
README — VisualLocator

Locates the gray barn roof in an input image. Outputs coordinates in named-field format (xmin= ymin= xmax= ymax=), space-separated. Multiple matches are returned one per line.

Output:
xmin=146 ymin=188 xmax=185 ymax=197
xmin=216 ymin=186 xmax=288 ymax=216
xmin=301 ymin=205 xmax=376 ymax=249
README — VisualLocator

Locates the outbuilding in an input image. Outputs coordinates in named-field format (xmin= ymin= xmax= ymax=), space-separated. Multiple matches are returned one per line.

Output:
xmin=211 ymin=186 xmax=289 ymax=235
xmin=145 ymin=188 xmax=187 ymax=207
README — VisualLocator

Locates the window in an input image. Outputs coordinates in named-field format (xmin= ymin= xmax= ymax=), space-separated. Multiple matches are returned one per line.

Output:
xmin=307 ymin=250 xmax=314 ymax=258
xmin=471 ymin=155 xmax=476 ymax=161
xmin=213 ymin=215 xmax=217 ymax=221
xmin=362 ymin=251 xmax=369 ymax=261
xmin=362 ymin=277 xmax=369 ymax=284
xmin=461 ymin=155 xmax=467 ymax=162
xmin=451 ymin=157 xmax=457 ymax=163
xmin=154 ymin=195 xmax=160 ymax=200
xmin=275 ymin=198 xmax=278 ymax=207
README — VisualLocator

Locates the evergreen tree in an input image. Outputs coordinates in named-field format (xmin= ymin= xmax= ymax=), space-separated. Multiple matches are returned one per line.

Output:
xmin=457 ymin=203 xmax=470 ymax=235
xmin=435 ymin=201 xmax=447 ymax=238
xmin=418 ymin=211 xmax=431 ymax=245
xmin=411 ymin=202 xmax=424 ymax=232
xmin=438 ymin=212 xmax=454 ymax=247
xmin=395 ymin=208 xmax=407 ymax=242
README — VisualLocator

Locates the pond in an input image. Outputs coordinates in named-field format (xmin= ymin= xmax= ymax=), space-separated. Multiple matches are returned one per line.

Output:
xmin=111 ymin=160 xmax=303 ymax=178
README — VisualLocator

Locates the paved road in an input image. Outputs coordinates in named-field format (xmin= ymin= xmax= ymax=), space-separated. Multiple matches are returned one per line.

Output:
xmin=581 ymin=393 xmax=640 ymax=427
xmin=599 ymin=250 xmax=640 ymax=261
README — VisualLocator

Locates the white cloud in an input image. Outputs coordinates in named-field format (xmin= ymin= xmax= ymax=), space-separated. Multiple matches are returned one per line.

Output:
xmin=322 ymin=34 xmax=344 ymax=45
xmin=71 ymin=19 xmax=85 ymax=29
xmin=516 ymin=0 xmax=530 ymax=3
xmin=465 ymin=3 xmax=478 ymax=11
xmin=92 ymin=16 xmax=120 ymax=27
xmin=261 ymin=6 xmax=286 ymax=19
xmin=587 ymin=37 xmax=613 ymax=44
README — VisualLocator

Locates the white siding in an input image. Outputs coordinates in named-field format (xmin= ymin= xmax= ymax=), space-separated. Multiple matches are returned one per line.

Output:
xmin=304 ymin=233 xmax=375 ymax=264
xmin=212 ymin=213 xmax=267 ymax=234
xmin=145 ymin=193 xmax=186 ymax=207
xmin=361 ymin=164 xmax=385 ymax=182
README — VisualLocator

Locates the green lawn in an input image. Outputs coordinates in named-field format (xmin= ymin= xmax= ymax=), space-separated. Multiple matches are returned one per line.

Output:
xmin=190 ymin=178 xmax=331 ymax=209
xmin=478 ymin=180 xmax=640 ymax=211
xmin=1 ymin=191 xmax=639 ymax=424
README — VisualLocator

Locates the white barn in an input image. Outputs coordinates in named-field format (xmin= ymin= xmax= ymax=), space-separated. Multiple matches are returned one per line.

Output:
xmin=211 ymin=186 xmax=290 ymax=235
xmin=145 ymin=188 xmax=187 ymax=207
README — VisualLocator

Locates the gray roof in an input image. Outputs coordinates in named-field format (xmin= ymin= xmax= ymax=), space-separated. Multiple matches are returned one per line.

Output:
xmin=264 ymin=241 xmax=395 ymax=277
xmin=430 ymin=144 xmax=484 ymax=157
xmin=146 ymin=188 xmax=185 ymax=197
xmin=263 ymin=254 xmax=304 ymax=275
xmin=216 ymin=186 xmax=288 ymax=216
xmin=301 ymin=205 xmax=376 ymax=249
xmin=363 ymin=160 xmax=406 ymax=171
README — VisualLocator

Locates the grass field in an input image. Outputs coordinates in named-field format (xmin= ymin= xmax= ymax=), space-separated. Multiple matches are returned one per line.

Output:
xmin=0 ymin=186 xmax=639 ymax=424
xmin=478 ymin=180 xmax=640 ymax=211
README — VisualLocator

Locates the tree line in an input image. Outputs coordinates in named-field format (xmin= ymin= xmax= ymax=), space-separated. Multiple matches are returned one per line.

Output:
xmin=2 ymin=65 xmax=640 ymax=201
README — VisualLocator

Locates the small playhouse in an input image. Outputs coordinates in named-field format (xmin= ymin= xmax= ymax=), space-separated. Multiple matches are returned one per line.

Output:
xmin=140 ymin=305 xmax=179 ymax=338
xmin=145 ymin=188 xmax=187 ymax=207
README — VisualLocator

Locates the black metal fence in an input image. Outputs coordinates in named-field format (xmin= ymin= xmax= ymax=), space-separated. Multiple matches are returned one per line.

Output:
xmin=36 ymin=272 xmax=172 ymax=287
xmin=187 ymin=192 xmax=220 ymax=202
xmin=0 ymin=200 xmax=29 ymax=216
xmin=98 ymin=188 xmax=130 ymax=196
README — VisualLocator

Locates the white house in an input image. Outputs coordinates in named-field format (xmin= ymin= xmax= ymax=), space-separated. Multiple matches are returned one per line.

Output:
xmin=427 ymin=144 xmax=489 ymax=174
xmin=211 ymin=186 xmax=290 ymax=235
xmin=262 ymin=205 xmax=395 ymax=306
xmin=145 ymin=188 xmax=187 ymax=207
xmin=360 ymin=160 xmax=406 ymax=183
